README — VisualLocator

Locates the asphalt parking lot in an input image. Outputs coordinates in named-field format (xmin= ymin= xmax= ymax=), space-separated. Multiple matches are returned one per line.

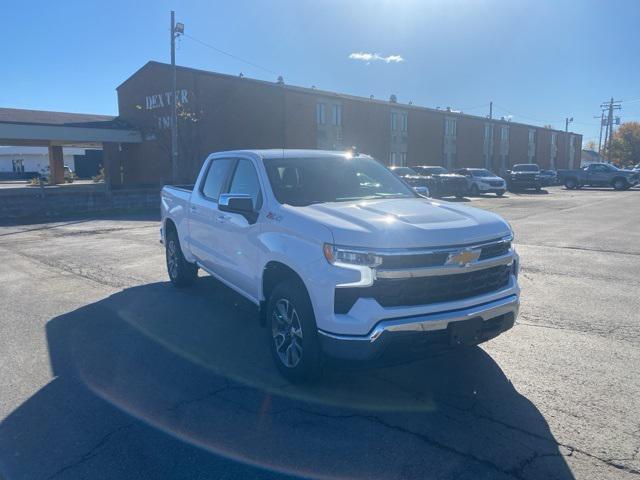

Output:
xmin=0 ymin=186 xmax=638 ymax=480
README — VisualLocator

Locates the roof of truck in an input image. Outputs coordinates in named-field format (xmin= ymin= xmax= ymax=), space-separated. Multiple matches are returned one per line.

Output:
xmin=209 ymin=149 xmax=371 ymax=160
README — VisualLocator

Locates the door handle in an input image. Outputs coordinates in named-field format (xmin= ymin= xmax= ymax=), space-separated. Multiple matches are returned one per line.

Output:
xmin=216 ymin=214 xmax=229 ymax=222
xmin=190 ymin=205 xmax=197 ymax=211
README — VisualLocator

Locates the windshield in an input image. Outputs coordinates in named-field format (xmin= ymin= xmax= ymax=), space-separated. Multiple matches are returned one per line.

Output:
xmin=471 ymin=169 xmax=494 ymax=177
xmin=414 ymin=166 xmax=448 ymax=175
xmin=512 ymin=164 xmax=540 ymax=172
xmin=264 ymin=156 xmax=415 ymax=206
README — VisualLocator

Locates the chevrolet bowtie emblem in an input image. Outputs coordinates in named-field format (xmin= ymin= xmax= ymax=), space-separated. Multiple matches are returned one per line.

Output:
xmin=445 ymin=249 xmax=481 ymax=266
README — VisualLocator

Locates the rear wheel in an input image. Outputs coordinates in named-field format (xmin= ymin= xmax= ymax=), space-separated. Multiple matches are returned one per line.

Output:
xmin=267 ymin=279 xmax=322 ymax=383
xmin=165 ymin=229 xmax=198 ymax=287
xmin=612 ymin=178 xmax=627 ymax=191
xmin=564 ymin=178 xmax=578 ymax=190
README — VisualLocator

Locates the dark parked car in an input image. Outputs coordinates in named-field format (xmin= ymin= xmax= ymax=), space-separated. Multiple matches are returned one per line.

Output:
xmin=558 ymin=163 xmax=640 ymax=190
xmin=389 ymin=166 xmax=432 ymax=196
xmin=507 ymin=164 xmax=542 ymax=191
xmin=411 ymin=166 xmax=468 ymax=198
xmin=539 ymin=170 xmax=558 ymax=187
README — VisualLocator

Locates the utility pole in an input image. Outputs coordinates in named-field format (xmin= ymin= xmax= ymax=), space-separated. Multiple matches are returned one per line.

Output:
xmin=170 ymin=11 xmax=184 ymax=183
xmin=489 ymin=101 xmax=493 ymax=120
xmin=600 ymin=97 xmax=622 ymax=163
xmin=594 ymin=112 xmax=604 ymax=154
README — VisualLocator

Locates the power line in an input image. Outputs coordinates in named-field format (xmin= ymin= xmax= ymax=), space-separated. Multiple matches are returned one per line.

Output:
xmin=183 ymin=33 xmax=280 ymax=76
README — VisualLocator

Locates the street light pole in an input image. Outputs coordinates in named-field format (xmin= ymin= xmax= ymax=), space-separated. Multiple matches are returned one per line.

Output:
xmin=170 ymin=11 xmax=184 ymax=183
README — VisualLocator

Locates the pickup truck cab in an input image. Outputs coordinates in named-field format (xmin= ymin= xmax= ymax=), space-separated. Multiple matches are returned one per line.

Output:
xmin=559 ymin=163 xmax=640 ymax=190
xmin=161 ymin=150 xmax=520 ymax=382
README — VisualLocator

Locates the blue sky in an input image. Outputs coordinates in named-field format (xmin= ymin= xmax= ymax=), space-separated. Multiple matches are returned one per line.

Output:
xmin=3 ymin=0 xmax=640 ymax=144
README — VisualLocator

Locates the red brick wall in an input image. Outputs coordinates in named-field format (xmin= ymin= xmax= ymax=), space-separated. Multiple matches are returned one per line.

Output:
xmin=456 ymin=116 xmax=485 ymax=168
xmin=407 ymin=109 xmax=443 ymax=166
xmin=115 ymin=62 xmax=584 ymax=186
xmin=341 ymin=98 xmax=391 ymax=162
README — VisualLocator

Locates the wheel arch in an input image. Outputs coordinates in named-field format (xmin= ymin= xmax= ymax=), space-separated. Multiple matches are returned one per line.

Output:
xmin=260 ymin=261 xmax=309 ymax=326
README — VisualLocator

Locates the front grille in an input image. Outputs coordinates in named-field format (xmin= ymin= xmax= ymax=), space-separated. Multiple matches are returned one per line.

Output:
xmin=478 ymin=241 xmax=511 ymax=260
xmin=334 ymin=264 xmax=511 ymax=314
xmin=488 ymin=180 xmax=504 ymax=187
xmin=379 ymin=240 xmax=510 ymax=269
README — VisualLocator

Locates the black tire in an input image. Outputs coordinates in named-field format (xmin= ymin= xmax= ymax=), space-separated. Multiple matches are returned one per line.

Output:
xmin=470 ymin=184 xmax=479 ymax=196
xmin=564 ymin=178 xmax=578 ymax=190
xmin=267 ymin=279 xmax=322 ymax=383
xmin=165 ymin=229 xmax=198 ymax=287
xmin=612 ymin=177 xmax=627 ymax=191
xmin=496 ymin=191 xmax=505 ymax=197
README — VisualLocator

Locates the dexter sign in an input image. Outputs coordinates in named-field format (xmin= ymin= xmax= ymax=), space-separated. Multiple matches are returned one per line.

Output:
xmin=145 ymin=89 xmax=190 ymax=110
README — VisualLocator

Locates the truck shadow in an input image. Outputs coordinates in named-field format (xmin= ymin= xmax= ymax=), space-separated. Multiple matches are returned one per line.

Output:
xmin=0 ymin=278 xmax=575 ymax=480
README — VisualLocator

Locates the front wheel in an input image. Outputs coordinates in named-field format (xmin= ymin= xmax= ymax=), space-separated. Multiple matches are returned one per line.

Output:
xmin=470 ymin=184 xmax=479 ymax=196
xmin=267 ymin=280 xmax=322 ymax=383
xmin=564 ymin=178 xmax=578 ymax=190
xmin=166 ymin=230 xmax=198 ymax=287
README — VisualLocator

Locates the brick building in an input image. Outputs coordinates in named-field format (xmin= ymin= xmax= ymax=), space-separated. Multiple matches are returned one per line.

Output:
xmin=107 ymin=61 xmax=582 ymax=187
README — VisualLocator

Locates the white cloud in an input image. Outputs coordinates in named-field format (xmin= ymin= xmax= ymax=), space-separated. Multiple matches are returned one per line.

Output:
xmin=349 ymin=52 xmax=404 ymax=64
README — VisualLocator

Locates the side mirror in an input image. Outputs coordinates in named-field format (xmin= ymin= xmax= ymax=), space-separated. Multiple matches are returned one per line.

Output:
xmin=414 ymin=186 xmax=429 ymax=197
xmin=218 ymin=193 xmax=258 ymax=223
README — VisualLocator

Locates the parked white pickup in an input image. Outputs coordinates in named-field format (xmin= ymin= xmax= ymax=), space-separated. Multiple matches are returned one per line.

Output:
xmin=161 ymin=149 xmax=520 ymax=382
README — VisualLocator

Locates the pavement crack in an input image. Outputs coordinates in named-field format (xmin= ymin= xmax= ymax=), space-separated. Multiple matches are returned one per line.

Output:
xmin=44 ymin=422 xmax=135 ymax=480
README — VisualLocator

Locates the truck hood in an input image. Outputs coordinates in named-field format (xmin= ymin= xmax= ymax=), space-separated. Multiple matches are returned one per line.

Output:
xmin=292 ymin=198 xmax=511 ymax=248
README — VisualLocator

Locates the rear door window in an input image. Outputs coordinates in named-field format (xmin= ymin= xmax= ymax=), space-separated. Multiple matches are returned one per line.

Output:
xmin=201 ymin=158 xmax=234 ymax=201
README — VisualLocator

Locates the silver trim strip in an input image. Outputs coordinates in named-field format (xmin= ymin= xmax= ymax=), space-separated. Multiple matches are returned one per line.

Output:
xmin=318 ymin=294 xmax=519 ymax=343
xmin=375 ymin=252 xmax=513 ymax=279
xmin=331 ymin=234 xmax=512 ymax=257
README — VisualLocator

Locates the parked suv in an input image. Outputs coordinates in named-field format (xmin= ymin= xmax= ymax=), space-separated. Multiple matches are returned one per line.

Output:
xmin=454 ymin=168 xmax=506 ymax=196
xmin=507 ymin=164 xmax=542 ymax=191
xmin=411 ymin=166 xmax=468 ymax=198
xmin=161 ymin=150 xmax=520 ymax=382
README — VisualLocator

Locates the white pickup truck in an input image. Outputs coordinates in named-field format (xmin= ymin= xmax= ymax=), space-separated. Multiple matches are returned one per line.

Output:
xmin=161 ymin=150 xmax=520 ymax=382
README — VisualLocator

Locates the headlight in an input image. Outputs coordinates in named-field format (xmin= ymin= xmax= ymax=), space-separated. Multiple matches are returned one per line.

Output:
xmin=323 ymin=244 xmax=382 ymax=267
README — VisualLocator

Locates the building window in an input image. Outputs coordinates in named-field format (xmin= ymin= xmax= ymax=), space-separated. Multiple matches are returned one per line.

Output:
xmin=331 ymin=104 xmax=342 ymax=126
xmin=316 ymin=103 xmax=326 ymax=125
xmin=445 ymin=118 xmax=457 ymax=137
xmin=391 ymin=112 xmax=407 ymax=132
xmin=500 ymin=126 xmax=509 ymax=142
xmin=528 ymin=129 xmax=535 ymax=143
xmin=484 ymin=124 xmax=492 ymax=142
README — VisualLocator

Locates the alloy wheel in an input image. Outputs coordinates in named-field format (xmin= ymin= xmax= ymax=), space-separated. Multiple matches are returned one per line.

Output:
xmin=272 ymin=298 xmax=304 ymax=368
xmin=167 ymin=239 xmax=178 ymax=280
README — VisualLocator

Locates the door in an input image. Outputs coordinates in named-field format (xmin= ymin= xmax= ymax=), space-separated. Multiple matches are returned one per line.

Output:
xmin=188 ymin=157 xmax=235 ymax=271
xmin=214 ymin=158 xmax=263 ymax=300
xmin=586 ymin=164 xmax=608 ymax=186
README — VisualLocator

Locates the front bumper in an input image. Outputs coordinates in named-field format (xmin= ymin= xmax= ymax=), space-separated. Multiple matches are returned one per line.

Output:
xmin=318 ymin=294 xmax=518 ymax=361
xmin=510 ymin=177 xmax=541 ymax=188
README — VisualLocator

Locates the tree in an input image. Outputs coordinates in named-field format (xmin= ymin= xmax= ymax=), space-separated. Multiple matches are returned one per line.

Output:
xmin=584 ymin=140 xmax=597 ymax=151
xmin=610 ymin=122 xmax=640 ymax=167
xmin=141 ymin=103 xmax=203 ymax=184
